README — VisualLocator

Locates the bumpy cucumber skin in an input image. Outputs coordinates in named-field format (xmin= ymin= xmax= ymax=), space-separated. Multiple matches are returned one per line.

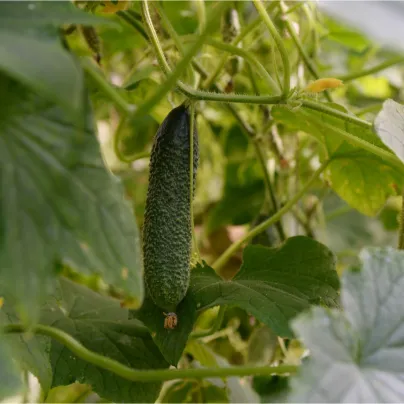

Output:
xmin=143 ymin=104 xmax=199 ymax=312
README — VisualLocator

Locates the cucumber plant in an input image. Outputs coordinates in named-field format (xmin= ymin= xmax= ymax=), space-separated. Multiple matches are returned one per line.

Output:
xmin=1 ymin=1 xmax=404 ymax=403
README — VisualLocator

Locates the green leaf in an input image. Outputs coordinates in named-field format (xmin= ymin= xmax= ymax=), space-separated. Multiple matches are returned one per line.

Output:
xmin=0 ymin=2 xmax=117 ymax=28
xmin=374 ymin=99 xmax=404 ymax=163
xmin=0 ymin=75 xmax=143 ymax=323
xmin=136 ymin=237 xmax=339 ymax=366
xmin=0 ymin=301 xmax=52 ymax=394
xmin=135 ymin=294 xmax=198 ymax=366
xmin=272 ymin=104 xmax=402 ymax=216
xmin=327 ymin=150 xmax=401 ymax=217
xmin=190 ymin=237 xmax=339 ymax=337
xmin=0 ymin=30 xmax=84 ymax=119
xmin=289 ymin=247 xmax=404 ymax=402
xmin=40 ymin=279 xmax=168 ymax=403
xmin=0 ymin=335 xmax=23 ymax=401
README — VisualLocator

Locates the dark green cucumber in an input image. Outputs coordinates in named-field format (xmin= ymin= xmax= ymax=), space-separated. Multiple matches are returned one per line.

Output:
xmin=143 ymin=104 xmax=199 ymax=312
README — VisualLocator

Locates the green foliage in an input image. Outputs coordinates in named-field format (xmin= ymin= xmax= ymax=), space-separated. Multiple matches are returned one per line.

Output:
xmin=288 ymin=248 xmax=404 ymax=402
xmin=0 ymin=75 xmax=143 ymax=323
xmin=272 ymin=104 xmax=402 ymax=216
xmin=2 ymin=0 xmax=404 ymax=402
xmin=137 ymin=236 xmax=338 ymax=366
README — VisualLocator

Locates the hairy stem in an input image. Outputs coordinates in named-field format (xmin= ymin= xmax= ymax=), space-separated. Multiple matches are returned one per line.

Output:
xmin=301 ymin=99 xmax=372 ymax=128
xmin=213 ymin=159 xmax=331 ymax=271
xmin=253 ymin=0 xmax=290 ymax=98
xmin=3 ymin=324 xmax=297 ymax=381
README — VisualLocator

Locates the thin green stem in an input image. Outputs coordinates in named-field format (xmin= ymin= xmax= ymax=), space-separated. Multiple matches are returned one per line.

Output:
xmin=82 ymin=58 xmax=134 ymax=115
xmin=193 ymin=59 xmax=286 ymax=241
xmin=162 ymin=35 xmax=279 ymax=92
xmin=301 ymin=99 xmax=372 ymax=129
xmin=398 ymin=187 xmax=404 ymax=250
xmin=280 ymin=2 xmax=332 ymax=102
xmin=299 ymin=109 xmax=404 ymax=172
xmin=3 ymin=324 xmax=297 ymax=381
xmin=253 ymin=0 xmax=290 ymax=98
xmin=337 ymin=56 xmax=404 ymax=82
xmin=203 ymin=11 xmax=263 ymax=89
xmin=189 ymin=102 xmax=200 ymax=259
xmin=141 ymin=0 xmax=282 ymax=104
xmin=213 ymin=159 xmax=331 ymax=271
xmin=355 ymin=103 xmax=382 ymax=116
xmin=141 ymin=0 xmax=171 ymax=75
xmin=191 ymin=306 xmax=226 ymax=339
xmin=194 ymin=0 xmax=206 ymax=34
xmin=117 ymin=10 xmax=148 ymax=40
xmin=253 ymin=141 xmax=286 ymax=241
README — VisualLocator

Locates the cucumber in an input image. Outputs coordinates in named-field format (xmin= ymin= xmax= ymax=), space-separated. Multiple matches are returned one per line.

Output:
xmin=143 ymin=104 xmax=199 ymax=314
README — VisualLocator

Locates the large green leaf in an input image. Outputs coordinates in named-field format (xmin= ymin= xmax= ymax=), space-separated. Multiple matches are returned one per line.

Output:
xmin=41 ymin=279 xmax=168 ymax=403
xmin=0 ymin=1 xmax=116 ymax=118
xmin=272 ymin=104 xmax=402 ymax=215
xmin=0 ymin=30 xmax=83 ymax=119
xmin=0 ymin=76 xmax=143 ymax=323
xmin=136 ymin=237 xmax=339 ymax=366
xmin=190 ymin=237 xmax=339 ymax=336
xmin=0 ymin=335 xmax=23 ymax=401
xmin=289 ymin=247 xmax=404 ymax=402
xmin=374 ymin=99 xmax=404 ymax=163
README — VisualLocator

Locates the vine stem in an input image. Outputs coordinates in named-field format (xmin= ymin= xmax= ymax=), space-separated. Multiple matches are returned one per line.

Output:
xmin=337 ymin=56 xmax=404 ymax=82
xmin=202 ymin=2 xmax=274 ymax=90
xmin=280 ymin=1 xmax=332 ymax=103
xmin=398 ymin=186 xmax=404 ymax=250
xmin=189 ymin=101 xmax=200 ymax=259
xmin=194 ymin=60 xmax=286 ymax=240
xmin=253 ymin=141 xmax=286 ymax=241
xmin=253 ymin=0 xmax=290 ymax=98
xmin=140 ymin=0 xmax=283 ymax=105
xmin=159 ymin=35 xmax=279 ymax=93
xmin=3 ymin=324 xmax=297 ymax=381
xmin=301 ymin=99 xmax=372 ymax=128
xmin=213 ymin=159 xmax=331 ymax=271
